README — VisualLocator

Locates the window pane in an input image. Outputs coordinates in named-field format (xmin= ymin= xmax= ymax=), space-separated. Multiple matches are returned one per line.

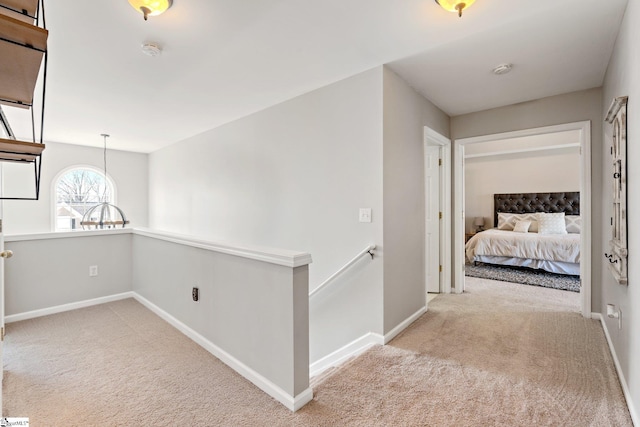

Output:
xmin=55 ymin=169 xmax=113 ymax=231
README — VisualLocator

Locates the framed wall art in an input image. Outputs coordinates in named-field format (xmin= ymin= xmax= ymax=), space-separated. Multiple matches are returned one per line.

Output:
xmin=604 ymin=96 xmax=628 ymax=285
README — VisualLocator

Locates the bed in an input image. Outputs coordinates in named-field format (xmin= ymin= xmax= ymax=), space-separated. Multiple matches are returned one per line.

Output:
xmin=465 ymin=192 xmax=581 ymax=276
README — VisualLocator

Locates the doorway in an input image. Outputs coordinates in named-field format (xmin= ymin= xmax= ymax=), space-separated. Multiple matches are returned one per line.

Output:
xmin=424 ymin=127 xmax=451 ymax=300
xmin=453 ymin=121 xmax=592 ymax=317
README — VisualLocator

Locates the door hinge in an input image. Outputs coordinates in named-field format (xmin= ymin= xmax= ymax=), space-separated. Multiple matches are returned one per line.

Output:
xmin=439 ymin=265 xmax=443 ymax=273
xmin=1 ymin=326 xmax=4 ymax=342
xmin=439 ymin=212 xmax=443 ymax=219
xmin=0 ymin=219 xmax=3 ymax=233
xmin=438 ymin=158 xmax=442 ymax=166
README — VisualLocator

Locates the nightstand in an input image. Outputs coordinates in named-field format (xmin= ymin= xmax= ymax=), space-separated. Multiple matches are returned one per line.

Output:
xmin=465 ymin=233 xmax=476 ymax=243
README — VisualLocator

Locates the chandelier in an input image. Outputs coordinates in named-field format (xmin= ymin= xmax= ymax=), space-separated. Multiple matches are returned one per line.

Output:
xmin=80 ymin=134 xmax=129 ymax=229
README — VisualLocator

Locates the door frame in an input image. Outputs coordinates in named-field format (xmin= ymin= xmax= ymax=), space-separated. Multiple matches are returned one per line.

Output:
xmin=424 ymin=127 xmax=451 ymax=295
xmin=453 ymin=121 xmax=592 ymax=317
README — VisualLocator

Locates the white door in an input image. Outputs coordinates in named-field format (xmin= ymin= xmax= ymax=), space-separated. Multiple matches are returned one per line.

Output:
xmin=425 ymin=145 xmax=441 ymax=293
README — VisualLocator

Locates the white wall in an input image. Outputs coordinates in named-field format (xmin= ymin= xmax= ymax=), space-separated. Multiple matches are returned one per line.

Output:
xmin=2 ymin=141 xmax=148 ymax=234
xmin=451 ymin=88 xmax=603 ymax=311
xmin=602 ymin=0 xmax=639 ymax=421
xmin=382 ymin=67 xmax=450 ymax=333
xmin=149 ymin=68 xmax=385 ymax=363
xmin=464 ymin=148 xmax=580 ymax=231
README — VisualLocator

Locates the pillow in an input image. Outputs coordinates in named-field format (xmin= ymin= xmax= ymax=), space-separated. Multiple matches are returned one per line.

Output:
xmin=537 ymin=212 xmax=568 ymax=235
xmin=497 ymin=213 xmax=539 ymax=232
xmin=513 ymin=220 xmax=531 ymax=233
xmin=565 ymin=215 xmax=581 ymax=234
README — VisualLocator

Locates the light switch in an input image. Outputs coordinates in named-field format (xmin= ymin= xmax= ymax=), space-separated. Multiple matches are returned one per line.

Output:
xmin=359 ymin=208 xmax=372 ymax=223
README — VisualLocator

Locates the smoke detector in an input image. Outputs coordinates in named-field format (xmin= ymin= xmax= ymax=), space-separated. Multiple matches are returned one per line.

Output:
xmin=141 ymin=42 xmax=162 ymax=57
xmin=492 ymin=63 xmax=513 ymax=75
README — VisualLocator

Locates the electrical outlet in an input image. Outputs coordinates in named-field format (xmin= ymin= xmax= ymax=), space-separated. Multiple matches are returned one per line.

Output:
xmin=89 ymin=265 xmax=98 ymax=277
xmin=192 ymin=287 xmax=199 ymax=302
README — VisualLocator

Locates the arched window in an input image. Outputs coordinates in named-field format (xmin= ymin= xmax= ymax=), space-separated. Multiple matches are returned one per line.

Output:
xmin=54 ymin=167 xmax=115 ymax=231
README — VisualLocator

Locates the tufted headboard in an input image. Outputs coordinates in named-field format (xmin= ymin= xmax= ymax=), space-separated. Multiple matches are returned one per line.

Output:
xmin=493 ymin=192 xmax=580 ymax=227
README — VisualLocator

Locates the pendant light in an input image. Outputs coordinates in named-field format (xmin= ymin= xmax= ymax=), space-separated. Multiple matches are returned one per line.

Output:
xmin=434 ymin=0 xmax=476 ymax=17
xmin=80 ymin=134 xmax=129 ymax=230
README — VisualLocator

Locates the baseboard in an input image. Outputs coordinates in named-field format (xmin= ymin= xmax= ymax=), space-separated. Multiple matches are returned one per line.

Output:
xmin=384 ymin=306 xmax=427 ymax=344
xmin=593 ymin=312 xmax=639 ymax=425
xmin=310 ymin=332 xmax=384 ymax=378
xmin=4 ymin=292 xmax=135 ymax=324
xmin=132 ymin=292 xmax=312 ymax=412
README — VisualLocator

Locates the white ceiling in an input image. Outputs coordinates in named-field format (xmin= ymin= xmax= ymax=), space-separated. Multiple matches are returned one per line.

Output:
xmin=4 ymin=0 xmax=629 ymax=152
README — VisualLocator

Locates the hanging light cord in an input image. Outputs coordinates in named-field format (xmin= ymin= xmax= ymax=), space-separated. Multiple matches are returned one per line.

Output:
xmin=101 ymin=133 xmax=109 ymax=203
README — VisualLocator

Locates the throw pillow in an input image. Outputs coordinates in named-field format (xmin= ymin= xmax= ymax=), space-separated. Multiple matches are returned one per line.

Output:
xmin=537 ymin=212 xmax=568 ymax=235
xmin=513 ymin=220 xmax=531 ymax=233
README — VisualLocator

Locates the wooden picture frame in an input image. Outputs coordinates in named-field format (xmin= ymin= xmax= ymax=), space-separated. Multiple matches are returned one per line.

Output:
xmin=605 ymin=96 xmax=628 ymax=285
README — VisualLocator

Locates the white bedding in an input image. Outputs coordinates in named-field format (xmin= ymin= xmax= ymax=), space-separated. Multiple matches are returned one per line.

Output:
xmin=466 ymin=229 xmax=580 ymax=265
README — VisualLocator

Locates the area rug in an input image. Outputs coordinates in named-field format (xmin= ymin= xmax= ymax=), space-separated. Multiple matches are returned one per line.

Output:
xmin=465 ymin=262 xmax=580 ymax=292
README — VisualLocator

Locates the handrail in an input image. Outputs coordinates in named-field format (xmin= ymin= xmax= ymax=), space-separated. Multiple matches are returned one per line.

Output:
xmin=309 ymin=244 xmax=375 ymax=297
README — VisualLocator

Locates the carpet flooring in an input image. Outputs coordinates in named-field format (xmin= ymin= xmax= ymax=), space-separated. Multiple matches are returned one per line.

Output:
xmin=465 ymin=262 xmax=581 ymax=292
xmin=3 ymin=278 xmax=631 ymax=426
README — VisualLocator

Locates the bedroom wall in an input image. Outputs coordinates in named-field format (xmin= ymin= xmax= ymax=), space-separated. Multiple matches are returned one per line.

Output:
xmin=1 ymin=141 xmax=149 ymax=234
xmin=382 ymin=67 xmax=450 ymax=333
xmin=148 ymin=67 xmax=385 ymax=363
xmin=451 ymin=87 xmax=604 ymax=313
xmin=601 ymin=0 xmax=639 ymax=421
xmin=464 ymin=148 xmax=580 ymax=232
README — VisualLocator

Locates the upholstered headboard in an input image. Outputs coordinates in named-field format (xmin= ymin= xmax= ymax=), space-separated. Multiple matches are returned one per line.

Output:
xmin=493 ymin=192 xmax=580 ymax=227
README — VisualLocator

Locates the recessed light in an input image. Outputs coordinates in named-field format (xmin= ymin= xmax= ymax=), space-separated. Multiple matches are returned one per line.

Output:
xmin=493 ymin=63 xmax=513 ymax=75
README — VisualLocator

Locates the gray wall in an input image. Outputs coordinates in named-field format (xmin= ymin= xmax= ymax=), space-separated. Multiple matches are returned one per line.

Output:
xmin=132 ymin=234 xmax=309 ymax=398
xmin=5 ymin=233 xmax=132 ymax=315
xmin=2 ymin=141 xmax=149 ymax=234
xmin=382 ymin=67 xmax=450 ymax=333
xmin=148 ymin=68 xmax=385 ymax=362
xmin=601 ymin=0 xmax=639 ymax=418
xmin=451 ymin=87 xmax=604 ymax=312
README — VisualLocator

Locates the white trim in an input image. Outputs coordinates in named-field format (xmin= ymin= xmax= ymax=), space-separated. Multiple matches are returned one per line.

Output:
xmin=133 ymin=292 xmax=312 ymax=412
xmin=453 ymin=121 xmax=592 ymax=313
xmin=133 ymin=228 xmax=312 ymax=268
xmin=424 ymin=127 xmax=452 ymax=294
xmin=464 ymin=143 xmax=580 ymax=159
xmin=5 ymin=228 xmax=312 ymax=269
xmin=5 ymin=228 xmax=132 ymax=242
xmin=384 ymin=306 xmax=426 ymax=344
xmin=593 ymin=313 xmax=638 ymax=425
xmin=309 ymin=332 xmax=384 ymax=377
xmin=4 ymin=292 xmax=134 ymax=323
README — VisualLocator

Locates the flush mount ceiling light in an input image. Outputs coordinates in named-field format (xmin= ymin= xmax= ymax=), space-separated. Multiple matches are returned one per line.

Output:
xmin=128 ymin=0 xmax=173 ymax=21
xmin=493 ymin=63 xmax=513 ymax=75
xmin=434 ymin=0 xmax=475 ymax=17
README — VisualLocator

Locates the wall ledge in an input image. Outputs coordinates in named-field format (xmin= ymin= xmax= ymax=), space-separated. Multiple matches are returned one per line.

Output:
xmin=133 ymin=228 xmax=312 ymax=268
xmin=5 ymin=227 xmax=313 ymax=268
xmin=5 ymin=228 xmax=132 ymax=242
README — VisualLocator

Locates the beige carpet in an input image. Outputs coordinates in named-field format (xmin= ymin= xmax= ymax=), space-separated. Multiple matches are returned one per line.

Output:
xmin=3 ymin=277 xmax=632 ymax=426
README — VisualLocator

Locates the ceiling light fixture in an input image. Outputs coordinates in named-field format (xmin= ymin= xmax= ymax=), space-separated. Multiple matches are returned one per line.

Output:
xmin=434 ymin=0 xmax=475 ymax=18
xmin=80 ymin=134 xmax=130 ymax=230
xmin=128 ymin=0 xmax=173 ymax=21
xmin=493 ymin=63 xmax=513 ymax=75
